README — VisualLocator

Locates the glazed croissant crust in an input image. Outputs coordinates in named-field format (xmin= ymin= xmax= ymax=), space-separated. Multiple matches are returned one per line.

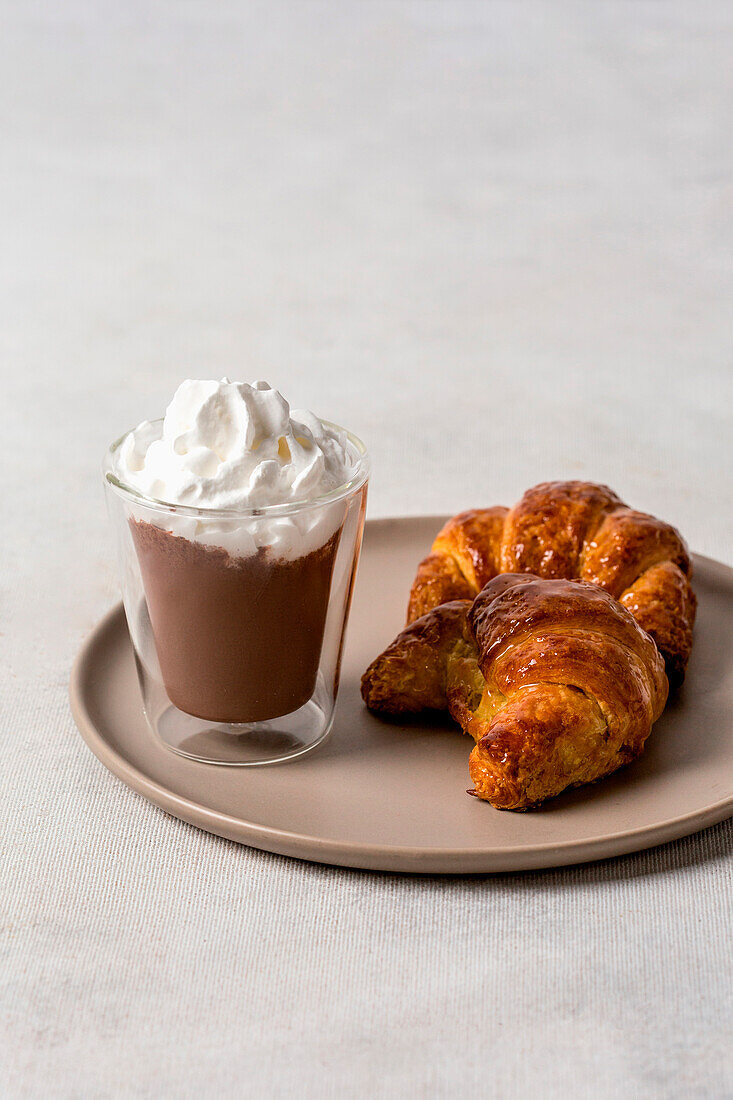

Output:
xmin=408 ymin=481 xmax=695 ymax=686
xmin=362 ymin=481 xmax=695 ymax=810
xmin=362 ymin=574 xmax=669 ymax=810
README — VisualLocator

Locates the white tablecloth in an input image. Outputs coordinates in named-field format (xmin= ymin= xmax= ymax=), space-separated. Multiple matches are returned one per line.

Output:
xmin=3 ymin=2 xmax=732 ymax=1096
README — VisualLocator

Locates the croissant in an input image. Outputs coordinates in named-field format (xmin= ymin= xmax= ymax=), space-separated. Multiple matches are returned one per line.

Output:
xmin=408 ymin=481 xmax=695 ymax=686
xmin=361 ymin=574 xmax=669 ymax=810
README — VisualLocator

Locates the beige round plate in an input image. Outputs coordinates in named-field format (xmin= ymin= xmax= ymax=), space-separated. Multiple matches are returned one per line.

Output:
xmin=70 ymin=516 xmax=733 ymax=873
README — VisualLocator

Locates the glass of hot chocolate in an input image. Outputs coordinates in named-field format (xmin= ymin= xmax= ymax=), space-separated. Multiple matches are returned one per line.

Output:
xmin=103 ymin=379 xmax=369 ymax=764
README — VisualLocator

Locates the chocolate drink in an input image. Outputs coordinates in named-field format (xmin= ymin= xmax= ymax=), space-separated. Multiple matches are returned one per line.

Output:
xmin=130 ymin=520 xmax=341 ymax=723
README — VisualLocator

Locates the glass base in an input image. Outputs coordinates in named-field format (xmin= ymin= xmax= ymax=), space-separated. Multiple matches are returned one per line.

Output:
xmin=137 ymin=660 xmax=334 ymax=765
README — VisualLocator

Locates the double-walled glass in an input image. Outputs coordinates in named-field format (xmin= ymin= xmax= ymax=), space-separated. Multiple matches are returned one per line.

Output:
xmin=103 ymin=422 xmax=369 ymax=765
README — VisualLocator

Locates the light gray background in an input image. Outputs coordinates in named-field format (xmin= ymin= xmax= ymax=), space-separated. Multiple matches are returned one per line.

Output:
xmin=2 ymin=2 xmax=732 ymax=1097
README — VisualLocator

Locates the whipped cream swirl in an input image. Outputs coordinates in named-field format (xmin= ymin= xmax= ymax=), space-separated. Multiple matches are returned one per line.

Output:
xmin=115 ymin=379 xmax=362 ymax=558
xmin=120 ymin=379 xmax=357 ymax=509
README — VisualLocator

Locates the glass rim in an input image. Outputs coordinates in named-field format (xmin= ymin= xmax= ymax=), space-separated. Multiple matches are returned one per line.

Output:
xmin=103 ymin=418 xmax=370 ymax=520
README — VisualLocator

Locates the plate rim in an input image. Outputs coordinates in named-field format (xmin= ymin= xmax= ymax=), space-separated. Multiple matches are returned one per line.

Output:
xmin=69 ymin=518 xmax=733 ymax=873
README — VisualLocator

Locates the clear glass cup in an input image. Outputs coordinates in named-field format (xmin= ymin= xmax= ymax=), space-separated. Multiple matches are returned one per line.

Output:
xmin=103 ymin=421 xmax=369 ymax=765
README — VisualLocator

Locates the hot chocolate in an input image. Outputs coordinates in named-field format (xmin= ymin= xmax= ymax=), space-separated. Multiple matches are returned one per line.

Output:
xmin=108 ymin=378 xmax=367 ymax=747
xmin=131 ymin=520 xmax=341 ymax=722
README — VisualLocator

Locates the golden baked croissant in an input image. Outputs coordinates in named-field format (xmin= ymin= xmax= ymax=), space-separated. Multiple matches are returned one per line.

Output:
xmin=407 ymin=481 xmax=695 ymax=686
xmin=362 ymin=574 xmax=669 ymax=810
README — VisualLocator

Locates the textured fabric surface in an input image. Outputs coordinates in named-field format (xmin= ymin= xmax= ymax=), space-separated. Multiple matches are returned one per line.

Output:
xmin=2 ymin=2 xmax=732 ymax=1097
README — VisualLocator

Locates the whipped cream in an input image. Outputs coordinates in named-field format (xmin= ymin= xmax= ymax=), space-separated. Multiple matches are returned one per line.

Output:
xmin=115 ymin=379 xmax=362 ymax=559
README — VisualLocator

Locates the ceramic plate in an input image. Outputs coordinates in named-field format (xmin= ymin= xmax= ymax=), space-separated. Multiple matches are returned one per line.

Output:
xmin=70 ymin=517 xmax=733 ymax=873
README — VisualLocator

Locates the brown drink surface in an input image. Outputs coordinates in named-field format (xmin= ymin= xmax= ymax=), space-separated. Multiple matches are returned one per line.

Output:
xmin=131 ymin=520 xmax=341 ymax=722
